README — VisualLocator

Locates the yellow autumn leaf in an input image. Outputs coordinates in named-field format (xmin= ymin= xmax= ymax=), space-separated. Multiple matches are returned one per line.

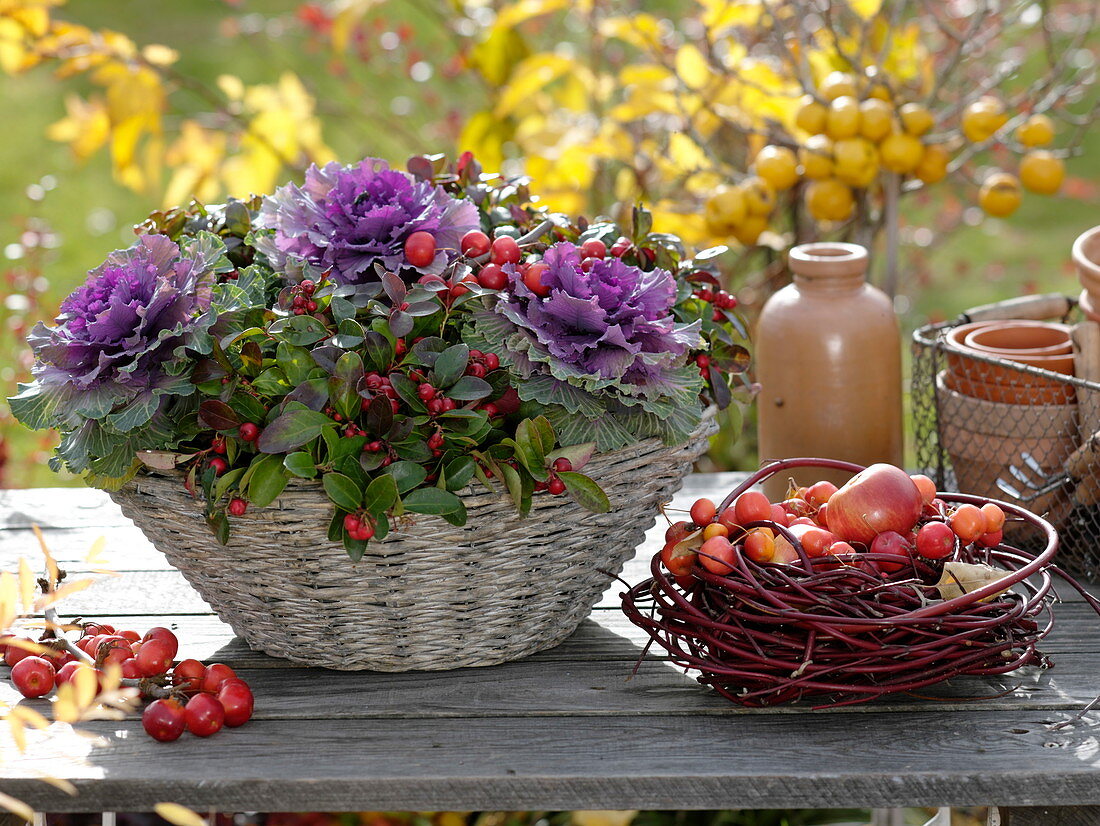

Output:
xmin=849 ymin=0 xmax=883 ymax=19
xmin=0 ymin=6 xmax=50 ymax=74
xmin=0 ymin=571 xmax=17 ymax=627
xmin=674 ymin=43 xmax=714 ymax=92
xmin=35 ymin=576 xmax=93 ymax=610
xmin=17 ymin=557 xmax=34 ymax=612
xmin=84 ymin=535 xmax=109 ymax=567
xmin=141 ymin=43 xmax=178 ymax=67
xmin=495 ymin=0 xmax=570 ymax=30
xmin=0 ymin=790 xmax=35 ymax=822
xmin=458 ymin=109 xmax=512 ymax=172
xmin=572 ymin=812 xmax=638 ymax=826
xmin=217 ymin=73 xmax=245 ymax=101
xmin=33 ymin=524 xmax=59 ymax=589
xmin=165 ymin=120 xmax=228 ymax=206
xmin=9 ymin=704 xmax=49 ymax=731
xmin=495 ymin=52 xmax=576 ymax=118
xmin=155 ymin=803 xmax=207 ymax=826
xmin=598 ymin=14 xmax=664 ymax=52
xmin=46 ymin=94 xmax=110 ymax=159
xmin=469 ymin=24 xmax=531 ymax=87
xmin=696 ymin=0 xmax=765 ymax=30
xmin=329 ymin=0 xmax=380 ymax=54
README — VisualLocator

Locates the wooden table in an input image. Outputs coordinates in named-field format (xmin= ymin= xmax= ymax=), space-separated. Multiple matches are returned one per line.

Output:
xmin=2 ymin=474 xmax=1100 ymax=826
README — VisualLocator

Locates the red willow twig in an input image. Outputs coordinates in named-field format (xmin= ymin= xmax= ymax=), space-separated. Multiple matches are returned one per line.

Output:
xmin=620 ymin=458 xmax=1085 ymax=709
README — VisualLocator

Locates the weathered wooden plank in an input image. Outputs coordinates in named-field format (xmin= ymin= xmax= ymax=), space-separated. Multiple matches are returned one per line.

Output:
xmin=5 ymin=711 xmax=1100 ymax=813
xmin=996 ymin=806 xmax=1100 ymax=825
xmin=0 ymin=488 xmax=129 ymax=529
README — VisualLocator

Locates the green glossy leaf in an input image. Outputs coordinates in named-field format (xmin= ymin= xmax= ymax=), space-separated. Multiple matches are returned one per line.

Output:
xmin=499 ymin=462 xmax=524 ymax=511
xmin=385 ymin=460 xmax=427 ymax=494
xmin=343 ymin=533 xmax=367 ymax=561
xmin=277 ymin=342 xmax=316 ymax=386
xmin=284 ymin=451 xmax=318 ymax=479
xmin=252 ymin=367 xmax=292 ymax=397
xmin=433 ymin=344 xmax=469 ymax=388
xmin=256 ymin=408 xmax=334 ymax=453
xmin=322 ymin=472 xmax=363 ymax=512
xmin=444 ymin=456 xmax=476 ymax=491
xmin=206 ymin=511 xmax=231 ymax=546
xmin=447 ymin=375 xmax=493 ymax=401
xmin=558 ymin=471 xmax=611 ymax=513
xmin=403 ymin=487 xmax=466 ymax=522
xmin=248 ymin=454 xmax=289 ymax=507
xmin=545 ymin=441 xmax=596 ymax=471
xmin=362 ymin=474 xmax=398 ymax=516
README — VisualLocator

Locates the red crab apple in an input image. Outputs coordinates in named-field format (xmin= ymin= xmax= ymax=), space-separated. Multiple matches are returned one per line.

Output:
xmin=826 ymin=464 xmax=924 ymax=545
xmin=12 ymin=656 xmax=55 ymax=698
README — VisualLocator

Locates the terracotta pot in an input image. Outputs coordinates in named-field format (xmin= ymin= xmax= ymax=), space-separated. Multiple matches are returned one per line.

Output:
xmin=1074 ymin=226 xmax=1100 ymax=323
xmin=1080 ymin=289 xmax=1100 ymax=324
xmin=963 ymin=321 xmax=1072 ymax=356
xmin=935 ymin=372 xmax=1075 ymax=533
xmin=944 ymin=320 xmax=1075 ymax=388
xmin=942 ymin=371 xmax=1075 ymax=405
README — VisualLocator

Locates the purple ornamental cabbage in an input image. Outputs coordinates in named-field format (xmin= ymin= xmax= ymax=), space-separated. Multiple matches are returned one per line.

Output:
xmin=15 ymin=233 xmax=219 ymax=431
xmin=493 ymin=242 xmax=700 ymax=398
xmin=255 ymin=157 xmax=480 ymax=285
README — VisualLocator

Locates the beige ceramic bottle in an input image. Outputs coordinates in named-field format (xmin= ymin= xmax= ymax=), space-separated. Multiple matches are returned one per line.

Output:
xmin=755 ymin=242 xmax=903 ymax=499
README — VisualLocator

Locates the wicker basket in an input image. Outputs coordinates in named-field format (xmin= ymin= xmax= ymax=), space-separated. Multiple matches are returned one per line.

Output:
xmin=110 ymin=406 xmax=718 ymax=671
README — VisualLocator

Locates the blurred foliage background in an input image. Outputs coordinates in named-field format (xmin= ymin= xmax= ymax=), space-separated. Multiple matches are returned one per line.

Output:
xmin=0 ymin=0 xmax=1098 ymax=489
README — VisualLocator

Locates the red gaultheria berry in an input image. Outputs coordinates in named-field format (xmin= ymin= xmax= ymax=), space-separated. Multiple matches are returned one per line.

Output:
xmin=143 ymin=627 xmax=179 ymax=658
xmin=460 ymin=230 xmax=491 ymax=258
xmin=552 ymin=458 xmax=573 ymax=473
xmin=300 ymin=279 xmax=316 ymax=296
xmin=211 ymin=436 xmax=226 ymax=454
xmin=351 ymin=521 xmax=375 ymax=541
xmin=490 ymin=236 xmax=521 ymax=265
xmin=404 ymin=231 xmax=436 ymax=268
xmin=292 ymin=296 xmax=306 ymax=309
xmin=136 ymin=638 xmax=175 ymax=677
xmin=428 ymin=432 xmax=444 ymax=449
xmin=185 ymin=693 xmax=226 ymax=738
xmin=218 ymin=679 xmax=255 ymax=727
xmin=172 ymin=658 xmax=206 ymax=695
xmin=580 ymin=239 xmax=607 ymax=259
xmin=610 ymin=238 xmax=630 ymax=257
xmin=467 ymin=363 xmax=487 ymax=378
xmin=143 ymin=699 xmax=186 ymax=742
xmin=523 ymin=262 xmax=551 ymax=297
xmin=547 ymin=478 xmax=567 ymax=496
xmin=695 ymin=354 xmax=710 ymax=369
xmin=12 ymin=656 xmax=55 ymax=698
xmin=208 ymin=457 xmax=228 ymax=476
xmin=228 ymin=498 xmax=248 ymax=517
xmin=477 ymin=263 xmax=507 ymax=291
xmin=440 ymin=398 xmax=456 ymax=412
xmin=417 ymin=383 xmax=436 ymax=401
xmin=201 ymin=663 xmax=238 ymax=694
xmin=395 ymin=338 xmax=407 ymax=356
xmin=482 ymin=403 xmax=499 ymax=418
xmin=427 ymin=399 xmax=444 ymax=415
xmin=343 ymin=513 xmax=362 ymax=533
xmin=305 ymin=300 xmax=318 ymax=313
xmin=483 ymin=353 xmax=500 ymax=371
xmin=238 ymin=422 xmax=260 ymax=442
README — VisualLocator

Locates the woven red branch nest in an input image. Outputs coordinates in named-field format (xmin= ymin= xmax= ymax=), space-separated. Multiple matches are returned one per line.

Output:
xmin=621 ymin=457 xmax=1097 ymax=708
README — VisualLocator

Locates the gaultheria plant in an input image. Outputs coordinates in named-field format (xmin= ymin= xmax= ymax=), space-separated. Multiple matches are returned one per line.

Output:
xmin=465 ymin=241 xmax=703 ymax=450
xmin=10 ymin=232 xmax=232 ymax=480
xmin=254 ymin=157 xmax=480 ymax=285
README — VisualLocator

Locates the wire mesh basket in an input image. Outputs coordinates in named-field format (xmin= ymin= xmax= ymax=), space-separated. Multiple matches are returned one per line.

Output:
xmin=913 ymin=292 xmax=1100 ymax=581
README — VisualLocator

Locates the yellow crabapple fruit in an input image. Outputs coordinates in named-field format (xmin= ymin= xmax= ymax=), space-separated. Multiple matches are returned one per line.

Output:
xmin=898 ymin=102 xmax=934 ymax=136
xmin=733 ymin=215 xmax=769 ymax=246
xmin=879 ymin=132 xmax=924 ymax=174
xmin=795 ymin=95 xmax=828 ymax=135
xmin=826 ymin=96 xmax=862 ymax=140
xmin=1019 ymin=150 xmax=1065 ymax=195
xmin=799 ymin=134 xmax=835 ymax=179
xmin=819 ymin=71 xmax=858 ymax=101
xmin=754 ymin=145 xmax=800 ymax=190
xmin=805 ymin=179 xmax=855 ymax=222
xmin=961 ymin=96 xmax=1008 ymax=143
xmin=859 ymin=98 xmax=895 ymax=142
xmin=914 ymin=144 xmax=950 ymax=184
xmin=833 ymin=137 xmax=880 ymax=188
xmin=704 ymin=186 xmax=748 ymax=233
xmin=979 ymin=172 xmax=1023 ymax=217
xmin=1016 ymin=113 xmax=1055 ymax=147
xmin=741 ymin=176 xmax=777 ymax=216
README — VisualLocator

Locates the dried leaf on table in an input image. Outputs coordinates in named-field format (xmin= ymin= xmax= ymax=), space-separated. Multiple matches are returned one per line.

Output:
xmin=935 ymin=561 xmax=1015 ymax=601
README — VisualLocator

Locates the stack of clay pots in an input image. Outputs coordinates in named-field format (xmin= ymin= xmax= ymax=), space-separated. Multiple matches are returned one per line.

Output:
xmin=1075 ymin=225 xmax=1100 ymax=323
xmin=937 ymin=318 xmax=1077 ymax=520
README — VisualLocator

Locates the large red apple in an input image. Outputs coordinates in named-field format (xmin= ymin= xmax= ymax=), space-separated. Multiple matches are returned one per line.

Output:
xmin=826 ymin=463 xmax=924 ymax=546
